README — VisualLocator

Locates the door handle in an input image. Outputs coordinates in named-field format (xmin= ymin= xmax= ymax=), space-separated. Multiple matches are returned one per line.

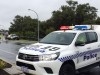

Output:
xmin=98 ymin=45 xmax=100 ymax=47
xmin=76 ymin=51 xmax=79 ymax=54
xmin=87 ymin=47 xmax=91 ymax=49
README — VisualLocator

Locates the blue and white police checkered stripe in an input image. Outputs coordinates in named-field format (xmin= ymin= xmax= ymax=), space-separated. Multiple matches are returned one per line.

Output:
xmin=58 ymin=48 xmax=100 ymax=62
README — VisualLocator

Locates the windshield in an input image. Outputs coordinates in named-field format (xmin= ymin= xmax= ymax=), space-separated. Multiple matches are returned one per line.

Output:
xmin=40 ymin=32 xmax=76 ymax=45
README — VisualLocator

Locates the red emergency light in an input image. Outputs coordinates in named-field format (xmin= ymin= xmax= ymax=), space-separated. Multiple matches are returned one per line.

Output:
xmin=60 ymin=26 xmax=73 ymax=30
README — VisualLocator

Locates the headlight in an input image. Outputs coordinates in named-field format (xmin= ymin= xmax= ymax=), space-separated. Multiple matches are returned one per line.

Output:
xmin=39 ymin=52 xmax=60 ymax=61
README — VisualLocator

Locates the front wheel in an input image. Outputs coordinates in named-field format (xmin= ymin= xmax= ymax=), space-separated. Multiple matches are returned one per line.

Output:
xmin=59 ymin=64 xmax=75 ymax=75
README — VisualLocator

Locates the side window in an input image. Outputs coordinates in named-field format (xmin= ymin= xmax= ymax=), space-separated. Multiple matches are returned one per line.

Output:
xmin=87 ymin=32 xmax=98 ymax=43
xmin=76 ymin=33 xmax=87 ymax=44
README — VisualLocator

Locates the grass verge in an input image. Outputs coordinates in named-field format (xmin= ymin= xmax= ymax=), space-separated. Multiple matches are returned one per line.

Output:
xmin=0 ymin=59 xmax=12 ymax=69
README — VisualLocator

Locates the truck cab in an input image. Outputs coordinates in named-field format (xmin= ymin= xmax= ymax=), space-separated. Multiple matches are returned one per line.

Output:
xmin=16 ymin=25 xmax=100 ymax=75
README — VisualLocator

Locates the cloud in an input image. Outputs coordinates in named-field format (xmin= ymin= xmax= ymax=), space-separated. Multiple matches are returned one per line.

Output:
xmin=0 ymin=0 xmax=100 ymax=30
xmin=0 ymin=0 xmax=67 ymax=29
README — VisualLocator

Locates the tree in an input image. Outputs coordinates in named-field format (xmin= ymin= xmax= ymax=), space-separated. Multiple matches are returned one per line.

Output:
xmin=95 ymin=17 xmax=100 ymax=24
xmin=9 ymin=15 xmax=38 ymax=40
xmin=9 ymin=1 xmax=99 ymax=40
xmin=75 ymin=3 xmax=97 ymax=24
xmin=49 ymin=1 xmax=98 ymax=30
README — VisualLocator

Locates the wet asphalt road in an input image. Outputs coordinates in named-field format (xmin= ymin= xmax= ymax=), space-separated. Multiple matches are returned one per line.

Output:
xmin=0 ymin=40 xmax=29 ymax=64
xmin=0 ymin=40 xmax=100 ymax=75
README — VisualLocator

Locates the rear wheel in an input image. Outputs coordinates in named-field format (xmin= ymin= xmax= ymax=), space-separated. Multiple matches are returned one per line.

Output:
xmin=59 ymin=64 xmax=75 ymax=75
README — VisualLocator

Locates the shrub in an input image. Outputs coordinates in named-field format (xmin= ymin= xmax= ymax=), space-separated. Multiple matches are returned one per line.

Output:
xmin=0 ymin=59 xmax=7 ymax=69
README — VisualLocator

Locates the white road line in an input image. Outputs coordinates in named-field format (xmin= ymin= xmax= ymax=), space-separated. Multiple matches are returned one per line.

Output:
xmin=0 ymin=49 xmax=16 ymax=55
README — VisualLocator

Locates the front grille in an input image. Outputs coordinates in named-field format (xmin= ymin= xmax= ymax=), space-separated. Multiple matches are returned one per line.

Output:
xmin=16 ymin=61 xmax=36 ymax=70
xmin=18 ymin=53 xmax=39 ymax=61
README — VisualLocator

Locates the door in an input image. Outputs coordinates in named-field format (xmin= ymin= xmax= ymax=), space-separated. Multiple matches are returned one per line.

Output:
xmin=75 ymin=32 xmax=99 ymax=69
xmin=86 ymin=32 xmax=100 ymax=63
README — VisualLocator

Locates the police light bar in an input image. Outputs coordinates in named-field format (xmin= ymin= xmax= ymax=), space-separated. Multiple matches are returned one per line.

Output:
xmin=60 ymin=26 xmax=74 ymax=30
xmin=74 ymin=25 xmax=92 ymax=30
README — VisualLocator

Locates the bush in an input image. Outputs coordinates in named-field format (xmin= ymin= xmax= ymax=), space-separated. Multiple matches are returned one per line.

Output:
xmin=0 ymin=59 xmax=7 ymax=69
xmin=0 ymin=59 xmax=12 ymax=70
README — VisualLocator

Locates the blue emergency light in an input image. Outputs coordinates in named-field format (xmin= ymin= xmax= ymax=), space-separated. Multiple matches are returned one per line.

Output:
xmin=74 ymin=25 xmax=92 ymax=30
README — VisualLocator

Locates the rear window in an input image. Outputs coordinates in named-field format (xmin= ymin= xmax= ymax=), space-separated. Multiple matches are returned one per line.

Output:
xmin=87 ymin=32 xmax=98 ymax=43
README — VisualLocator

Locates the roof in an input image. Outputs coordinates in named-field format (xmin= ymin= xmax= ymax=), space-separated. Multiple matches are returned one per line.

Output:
xmin=53 ymin=30 xmax=95 ymax=34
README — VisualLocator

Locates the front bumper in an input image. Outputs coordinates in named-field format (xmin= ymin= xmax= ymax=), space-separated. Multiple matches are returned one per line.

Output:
xmin=16 ymin=57 xmax=62 ymax=75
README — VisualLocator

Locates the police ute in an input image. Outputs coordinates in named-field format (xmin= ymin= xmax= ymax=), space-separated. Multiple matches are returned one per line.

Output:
xmin=16 ymin=25 xmax=100 ymax=75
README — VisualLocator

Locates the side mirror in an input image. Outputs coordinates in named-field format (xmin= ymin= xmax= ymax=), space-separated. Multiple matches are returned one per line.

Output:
xmin=75 ymin=41 xmax=85 ymax=46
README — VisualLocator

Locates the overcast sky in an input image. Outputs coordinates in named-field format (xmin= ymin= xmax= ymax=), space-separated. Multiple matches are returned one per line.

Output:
xmin=0 ymin=0 xmax=100 ymax=30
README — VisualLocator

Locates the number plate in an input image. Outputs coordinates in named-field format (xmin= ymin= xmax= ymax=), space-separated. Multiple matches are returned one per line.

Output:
xmin=21 ymin=66 xmax=29 ymax=73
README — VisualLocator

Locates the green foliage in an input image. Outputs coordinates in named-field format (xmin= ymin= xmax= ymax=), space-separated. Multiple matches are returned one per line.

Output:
xmin=50 ymin=1 xmax=98 ymax=29
xmin=75 ymin=3 xmax=97 ymax=24
xmin=95 ymin=17 xmax=100 ymax=24
xmin=9 ymin=1 xmax=100 ymax=40
xmin=46 ymin=27 xmax=55 ymax=34
xmin=9 ymin=15 xmax=38 ymax=40
xmin=0 ymin=59 xmax=7 ymax=69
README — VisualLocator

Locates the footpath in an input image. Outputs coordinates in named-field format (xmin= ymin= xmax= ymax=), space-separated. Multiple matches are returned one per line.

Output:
xmin=0 ymin=39 xmax=37 ymax=75
xmin=4 ymin=66 xmax=24 ymax=75
xmin=0 ymin=57 xmax=25 ymax=75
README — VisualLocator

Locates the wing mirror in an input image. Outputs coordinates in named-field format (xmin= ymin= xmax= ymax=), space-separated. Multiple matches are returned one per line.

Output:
xmin=75 ymin=41 xmax=85 ymax=46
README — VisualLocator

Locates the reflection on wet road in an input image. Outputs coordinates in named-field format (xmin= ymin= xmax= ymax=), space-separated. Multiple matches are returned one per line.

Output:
xmin=0 ymin=41 xmax=30 ymax=64
xmin=0 ymin=41 xmax=100 ymax=75
xmin=77 ymin=66 xmax=100 ymax=75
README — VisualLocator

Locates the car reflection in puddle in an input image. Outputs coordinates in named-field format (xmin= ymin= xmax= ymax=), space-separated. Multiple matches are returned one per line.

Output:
xmin=14 ymin=42 xmax=30 ymax=46
xmin=77 ymin=67 xmax=100 ymax=75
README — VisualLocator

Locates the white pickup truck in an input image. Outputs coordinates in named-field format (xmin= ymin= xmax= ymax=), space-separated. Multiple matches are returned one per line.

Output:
xmin=16 ymin=25 xmax=100 ymax=75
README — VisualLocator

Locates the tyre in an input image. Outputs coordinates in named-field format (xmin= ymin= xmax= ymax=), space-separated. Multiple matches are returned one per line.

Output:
xmin=59 ymin=64 xmax=75 ymax=75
